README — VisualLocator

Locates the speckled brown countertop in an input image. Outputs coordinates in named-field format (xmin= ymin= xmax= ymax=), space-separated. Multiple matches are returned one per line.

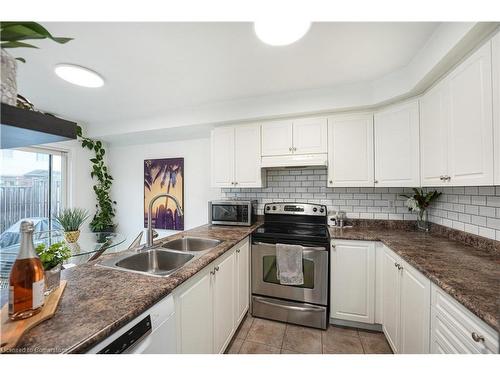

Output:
xmin=2 ymin=221 xmax=262 ymax=354
xmin=329 ymin=222 xmax=500 ymax=333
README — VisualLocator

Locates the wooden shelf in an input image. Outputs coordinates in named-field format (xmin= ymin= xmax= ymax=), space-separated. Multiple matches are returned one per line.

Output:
xmin=1 ymin=103 xmax=78 ymax=149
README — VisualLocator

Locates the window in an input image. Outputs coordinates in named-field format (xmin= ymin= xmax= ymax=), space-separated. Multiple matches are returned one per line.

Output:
xmin=0 ymin=147 xmax=67 ymax=288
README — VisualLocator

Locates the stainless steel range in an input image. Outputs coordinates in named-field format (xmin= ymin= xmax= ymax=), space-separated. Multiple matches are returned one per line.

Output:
xmin=251 ymin=202 xmax=330 ymax=329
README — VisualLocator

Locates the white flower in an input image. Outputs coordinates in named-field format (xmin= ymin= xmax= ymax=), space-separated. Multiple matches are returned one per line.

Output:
xmin=405 ymin=197 xmax=421 ymax=212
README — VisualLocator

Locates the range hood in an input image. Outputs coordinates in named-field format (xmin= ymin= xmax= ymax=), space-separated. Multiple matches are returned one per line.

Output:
xmin=261 ymin=153 xmax=328 ymax=168
xmin=1 ymin=103 xmax=78 ymax=149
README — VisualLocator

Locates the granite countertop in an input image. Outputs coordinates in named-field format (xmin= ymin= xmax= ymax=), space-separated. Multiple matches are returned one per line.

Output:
xmin=329 ymin=222 xmax=500 ymax=333
xmin=3 ymin=221 xmax=262 ymax=354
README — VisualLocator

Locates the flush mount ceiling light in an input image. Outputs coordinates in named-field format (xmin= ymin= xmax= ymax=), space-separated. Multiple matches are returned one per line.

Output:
xmin=54 ymin=64 xmax=104 ymax=88
xmin=254 ymin=20 xmax=311 ymax=46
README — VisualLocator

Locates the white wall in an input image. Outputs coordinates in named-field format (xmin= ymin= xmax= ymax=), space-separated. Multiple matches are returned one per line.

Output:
xmin=108 ymin=137 xmax=221 ymax=247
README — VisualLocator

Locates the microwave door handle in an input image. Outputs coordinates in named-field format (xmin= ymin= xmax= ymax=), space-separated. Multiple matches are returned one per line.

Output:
xmin=252 ymin=242 xmax=325 ymax=252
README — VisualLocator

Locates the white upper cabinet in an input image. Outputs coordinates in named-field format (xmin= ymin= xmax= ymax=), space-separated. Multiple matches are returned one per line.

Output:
xmin=374 ymin=101 xmax=420 ymax=187
xmin=261 ymin=120 xmax=294 ymax=156
xmin=211 ymin=127 xmax=235 ymax=187
xmin=421 ymin=41 xmax=494 ymax=186
xmin=492 ymin=32 xmax=500 ymax=185
xmin=420 ymin=80 xmax=449 ymax=186
xmin=327 ymin=114 xmax=374 ymax=187
xmin=447 ymin=42 xmax=493 ymax=186
xmin=234 ymin=125 xmax=263 ymax=187
xmin=330 ymin=240 xmax=375 ymax=324
xmin=211 ymin=124 xmax=263 ymax=188
xmin=292 ymin=117 xmax=328 ymax=154
xmin=261 ymin=117 xmax=327 ymax=156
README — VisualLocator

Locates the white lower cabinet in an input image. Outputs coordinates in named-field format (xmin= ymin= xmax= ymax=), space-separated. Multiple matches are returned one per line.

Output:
xmin=381 ymin=246 xmax=401 ymax=352
xmin=430 ymin=284 xmax=498 ymax=354
xmin=213 ymin=250 xmax=236 ymax=353
xmin=176 ymin=271 xmax=213 ymax=354
xmin=174 ymin=238 xmax=250 ymax=353
xmin=381 ymin=245 xmax=430 ymax=354
xmin=235 ymin=238 xmax=250 ymax=324
xmin=330 ymin=240 xmax=375 ymax=324
xmin=399 ymin=261 xmax=431 ymax=354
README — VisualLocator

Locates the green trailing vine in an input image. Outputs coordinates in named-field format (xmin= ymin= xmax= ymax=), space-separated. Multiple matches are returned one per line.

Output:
xmin=76 ymin=126 xmax=116 ymax=232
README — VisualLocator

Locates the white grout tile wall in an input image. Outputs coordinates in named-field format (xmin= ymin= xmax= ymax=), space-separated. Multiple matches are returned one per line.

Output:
xmin=220 ymin=167 xmax=500 ymax=241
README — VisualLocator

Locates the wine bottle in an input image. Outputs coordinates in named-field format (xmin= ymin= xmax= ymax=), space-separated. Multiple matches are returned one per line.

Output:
xmin=8 ymin=220 xmax=45 ymax=320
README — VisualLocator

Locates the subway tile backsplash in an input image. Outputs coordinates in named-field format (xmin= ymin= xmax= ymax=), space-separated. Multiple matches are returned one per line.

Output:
xmin=220 ymin=167 xmax=500 ymax=241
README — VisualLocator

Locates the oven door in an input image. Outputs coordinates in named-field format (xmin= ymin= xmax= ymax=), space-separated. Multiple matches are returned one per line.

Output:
xmin=251 ymin=240 xmax=328 ymax=305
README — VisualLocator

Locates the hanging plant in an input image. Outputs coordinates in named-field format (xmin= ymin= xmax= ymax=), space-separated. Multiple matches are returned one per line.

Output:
xmin=76 ymin=126 xmax=117 ymax=232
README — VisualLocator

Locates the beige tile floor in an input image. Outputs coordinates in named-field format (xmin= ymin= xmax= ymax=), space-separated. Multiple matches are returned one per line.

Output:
xmin=225 ymin=314 xmax=393 ymax=354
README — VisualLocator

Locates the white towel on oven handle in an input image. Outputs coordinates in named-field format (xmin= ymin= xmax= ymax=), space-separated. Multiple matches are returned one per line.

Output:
xmin=276 ymin=243 xmax=304 ymax=285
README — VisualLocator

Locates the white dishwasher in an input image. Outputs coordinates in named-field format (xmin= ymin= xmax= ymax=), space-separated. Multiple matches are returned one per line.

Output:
xmin=87 ymin=295 xmax=176 ymax=354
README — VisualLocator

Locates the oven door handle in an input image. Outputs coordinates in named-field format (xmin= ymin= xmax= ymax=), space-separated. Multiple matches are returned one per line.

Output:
xmin=253 ymin=296 xmax=325 ymax=312
xmin=252 ymin=241 xmax=325 ymax=251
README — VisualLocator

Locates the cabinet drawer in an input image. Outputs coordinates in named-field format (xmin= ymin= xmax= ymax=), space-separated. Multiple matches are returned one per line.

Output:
xmin=432 ymin=311 xmax=479 ymax=353
xmin=431 ymin=285 xmax=498 ymax=354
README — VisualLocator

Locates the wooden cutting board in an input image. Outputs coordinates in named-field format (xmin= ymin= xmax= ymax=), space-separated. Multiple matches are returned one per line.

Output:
xmin=1 ymin=280 xmax=67 ymax=352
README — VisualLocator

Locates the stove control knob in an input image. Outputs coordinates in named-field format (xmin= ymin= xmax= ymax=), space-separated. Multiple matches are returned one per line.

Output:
xmin=266 ymin=206 xmax=271 ymax=211
xmin=272 ymin=206 xmax=277 ymax=210
xmin=320 ymin=208 xmax=325 ymax=213
xmin=313 ymin=207 xmax=318 ymax=212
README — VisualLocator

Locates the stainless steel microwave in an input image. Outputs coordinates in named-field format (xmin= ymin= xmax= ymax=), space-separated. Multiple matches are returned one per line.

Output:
xmin=208 ymin=200 xmax=257 ymax=226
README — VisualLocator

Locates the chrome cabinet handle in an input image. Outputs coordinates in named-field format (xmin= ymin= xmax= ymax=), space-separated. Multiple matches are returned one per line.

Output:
xmin=329 ymin=180 xmax=333 ymax=184
xmin=445 ymin=176 xmax=451 ymax=181
xmin=471 ymin=332 xmax=485 ymax=342
xmin=398 ymin=265 xmax=403 ymax=270
xmin=289 ymin=147 xmax=292 ymax=151
xmin=236 ymin=248 xmax=240 ymax=253
xmin=394 ymin=262 xmax=399 ymax=268
xmin=214 ymin=266 xmax=219 ymax=272
xmin=210 ymin=270 xmax=216 ymax=275
xmin=439 ymin=175 xmax=445 ymax=181
xmin=234 ymin=182 xmax=238 ymax=185
xmin=374 ymin=180 xmax=378 ymax=184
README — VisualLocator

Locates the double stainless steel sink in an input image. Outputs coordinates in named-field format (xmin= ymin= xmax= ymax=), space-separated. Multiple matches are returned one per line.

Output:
xmin=98 ymin=237 xmax=222 ymax=277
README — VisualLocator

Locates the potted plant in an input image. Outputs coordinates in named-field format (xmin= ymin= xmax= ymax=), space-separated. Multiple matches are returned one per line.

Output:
xmin=54 ymin=208 xmax=89 ymax=243
xmin=1 ymin=22 xmax=72 ymax=105
xmin=76 ymin=126 xmax=117 ymax=233
xmin=400 ymin=188 xmax=442 ymax=231
xmin=35 ymin=241 xmax=71 ymax=294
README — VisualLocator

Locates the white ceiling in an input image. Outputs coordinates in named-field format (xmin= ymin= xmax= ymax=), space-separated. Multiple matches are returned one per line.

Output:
xmin=16 ymin=22 xmax=440 ymax=133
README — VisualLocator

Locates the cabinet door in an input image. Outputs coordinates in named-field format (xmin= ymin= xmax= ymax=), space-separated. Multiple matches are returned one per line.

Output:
xmin=400 ymin=262 xmax=431 ymax=354
xmin=292 ymin=117 xmax=327 ymax=154
xmin=235 ymin=239 xmax=250 ymax=324
xmin=381 ymin=246 xmax=401 ymax=353
xmin=234 ymin=124 xmax=262 ymax=187
xmin=492 ymin=33 xmax=500 ymax=185
xmin=447 ymin=42 xmax=493 ymax=186
xmin=177 ymin=272 xmax=213 ymax=353
xmin=211 ymin=127 xmax=234 ymax=187
xmin=420 ymin=81 xmax=449 ymax=186
xmin=327 ymin=114 xmax=374 ymax=187
xmin=330 ymin=240 xmax=375 ymax=324
xmin=374 ymin=101 xmax=420 ymax=187
xmin=213 ymin=251 xmax=236 ymax=353
xmin=261 ymin=120 xmax=293 ymax=156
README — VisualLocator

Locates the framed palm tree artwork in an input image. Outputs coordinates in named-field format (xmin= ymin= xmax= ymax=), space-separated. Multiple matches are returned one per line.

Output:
xmin=144 ymin=158 xmax=184 ymax=230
